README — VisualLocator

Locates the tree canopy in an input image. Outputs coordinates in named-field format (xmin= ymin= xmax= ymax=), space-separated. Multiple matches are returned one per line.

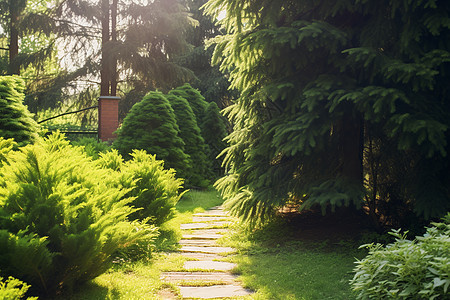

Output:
xmin=204 ymin=0 xmax=450 ymax=227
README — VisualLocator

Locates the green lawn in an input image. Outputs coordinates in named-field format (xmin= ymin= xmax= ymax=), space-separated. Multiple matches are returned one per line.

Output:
xmin=55 ymin=189 xmax=363 ymax=300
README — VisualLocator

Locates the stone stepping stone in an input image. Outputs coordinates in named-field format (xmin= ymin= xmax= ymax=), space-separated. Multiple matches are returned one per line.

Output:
xmin=179 ymin=285 xmax=253 ymax=299
xmin=161 ymin=272 xmax=238 ymax=284
xmin=180 ymin=246 xmax=235 ymax=254
xmin=182 ymin=229 xmax=228 ymax=235
xmin=179 ymin=239 xmax=218 ymax=246
xmin=182 ymin=233 xmax=223 ymax=240
xmin=184 ymin=260 xmax=237 ymax=271
xmin=180 ymin=222 xmax=229 ymax=230
xmin=191 ymin=216 xmax=230 ymax=222
xmin=180 ymin=252 xmax=224 ymax=260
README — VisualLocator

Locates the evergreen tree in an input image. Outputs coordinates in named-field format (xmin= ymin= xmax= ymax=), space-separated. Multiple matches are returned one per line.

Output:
xmin=204 ymin=0 xmax=450 ymax=227
xmin=167 ymin=93 xmax=210 ymax=187
xmin=201 ymin=101 xmax=227 ymax=177
xmin=0 ymin=76 xmax=39 ymax=145
xmin=169 ymin=83 xmax=208 ymax=127
xmin=113 ymin=91 xmax=190 ymax=178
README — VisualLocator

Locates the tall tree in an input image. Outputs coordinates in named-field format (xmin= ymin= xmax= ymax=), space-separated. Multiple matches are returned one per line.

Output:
xmin=204 ymin=0 xmax=450 ymax=227
xmin=56 ymin=0 xmax=196 ymax=116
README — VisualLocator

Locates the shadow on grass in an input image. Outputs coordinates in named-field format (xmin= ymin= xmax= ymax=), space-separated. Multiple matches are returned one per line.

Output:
xmin=225 ymin=214 xmax=370 ymax=300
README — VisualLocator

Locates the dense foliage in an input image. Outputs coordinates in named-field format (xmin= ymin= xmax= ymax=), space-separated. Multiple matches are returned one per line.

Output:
xmin=0 ymin=133 xmax=155 ymax=296
xmin=204 ymin=0 xmax=450 ymax=227
xmin=351 ymin=213 xmax=450 ymax=299
xmin=201 ymin=101 xmax=227 ymax=177
xmin=0 ymin=76 xmax=39 ymax=146
xmin=113 ymin=91 xmax=190 ymax=177
xmin=0 ymin=276 xmax=36 ymax=300
xmin=98 ymin=149 xmax=184 ymax=226
xmin=167 ymin=93 xmax=210 ymax=187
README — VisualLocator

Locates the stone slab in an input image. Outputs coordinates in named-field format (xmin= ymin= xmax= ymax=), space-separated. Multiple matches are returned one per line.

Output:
xmin=184 ymin=260 xmax=237 ymax=271
xmin=161 ymin=272 xmax=238 ymax=284
xmin=180 ymin=222 xmax=230 ymax=230
xmin=182 ymin=229 xmax=228 ymax=235
xmin=180 ymin=246 xmax=236 ymax=254
xmin=179 ymin=239 xmax=218 ymax=246
xmin=191 ymin=216 xmax=230 ymax=222
xmin=179 ymin=285 xmax=253 ymax=299
xmin=180 ymin=252 xmax=223 ymax=260
xmin=182 ymin=233 xmax=223 ymax=240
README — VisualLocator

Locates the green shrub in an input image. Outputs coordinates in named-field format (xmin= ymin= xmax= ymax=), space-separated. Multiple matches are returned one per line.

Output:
xmin=71 ymin=137 xmax=110 ymax=159
xmin=0 ymin=76 xmax=39 ymax=146
xmin=167 ymin=93 xmax=210 ymax=187
xmin=0 ymin=133 xmax=156 ymax=296
xmin=119 ymin=149 xmax=184 ymax=226
xmin=169 ymin=83 xmax=208 ymax=127
xmin=113 ymin=91 xmax=190 ymax=178
xmin=350 ymin=213 xmax=450 ymax=299
xmin=0 ymin=138 xmax=17 ymax=166
xmin=0 ymin=276 xmax=37 ymax=300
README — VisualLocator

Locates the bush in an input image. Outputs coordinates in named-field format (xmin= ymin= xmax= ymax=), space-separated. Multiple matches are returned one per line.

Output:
xmin=0 ymin=276 xmax=37 ymax=300
xmin=0 ymin=133 xmax=156 ymax=296
xmin=98 ymin=149 xmax=184 ymax=227
xmin=113 ymin=91 xmax=190 ymax=178
xmin=71 ymin=137 xmax=110 ymax=159
xmin=169 ymin=83 xmax=208 ymax=127
xmin=0 ymin=76 xmax=39 ymax=146
xmin=350 ymin=213 xmax=450 ymax=299
xmin=167 ymin=93 xmax=210 ymax=187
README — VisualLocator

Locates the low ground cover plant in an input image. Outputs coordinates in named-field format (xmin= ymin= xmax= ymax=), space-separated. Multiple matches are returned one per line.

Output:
xmin=0 ymin=133 xmax=157 ymax=297
xmin=351 ymin=213 xmax=450 ymax=299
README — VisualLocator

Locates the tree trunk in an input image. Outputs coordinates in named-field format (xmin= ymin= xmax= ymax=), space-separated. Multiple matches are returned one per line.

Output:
xmin=100 ymin=0 xmax=110 ymax=96
xmin=340 ymin=110 xmax=363 ymax=183
xmin=8 ymin=5 xmax=20 ymax=75
xmin=111 ymin=0 xmax=118 ymax=96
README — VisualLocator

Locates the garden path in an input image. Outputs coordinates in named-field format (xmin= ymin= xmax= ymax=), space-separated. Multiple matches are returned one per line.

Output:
xmin=161 ymin=206 xmax=253 ymax=299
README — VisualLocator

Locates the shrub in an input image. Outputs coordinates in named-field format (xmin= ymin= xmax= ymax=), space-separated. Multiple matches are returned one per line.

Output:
xmin=101 ymin=149 xmax=184 ymax=226
xmin=169 ymin=83 xmax=208 ymax=127
xmin=71 ymin=137 xmax=110 ymax=159
xmin=0 ymin=276 xmax=37 ymax=300
xmin=0 ymin=138 xmax=17 ymax=166
xmin=0 ymin=76 xmax=39 ymax=146
xmin=113 ymin=91 xmax=190 ymax=178
xmin=0 ymin=133 xmax=156 ymax=296
xmin=167 ymin=93 xmax=210 ymax=187
xmin=350 ymin=213 xmax=450 ymax=299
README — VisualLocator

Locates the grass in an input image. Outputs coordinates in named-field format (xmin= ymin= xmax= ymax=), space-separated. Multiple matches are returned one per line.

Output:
xmin=52 ymin=189 xmax=365 ymax=300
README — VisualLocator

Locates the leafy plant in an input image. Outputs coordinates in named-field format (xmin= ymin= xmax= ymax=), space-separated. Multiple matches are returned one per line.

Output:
xmin=0 ymin=76 xmax=39 ymax=146
xmin=0 ymin=133 xmax=156 ymax=296
xmin=350 ymin=213 xmax=450 ymax=299
xmin=119 ymin=150 xmax=185 ymax=226
xmin=71 ymin=137 xmax=110 ymax=159
xmin=0 ymin=276 xmax=37 ymax=300
xmin=167 ymin=93 xmax=210 ymax=187
xmin=113 ymin=91 xmax=190 ymax=178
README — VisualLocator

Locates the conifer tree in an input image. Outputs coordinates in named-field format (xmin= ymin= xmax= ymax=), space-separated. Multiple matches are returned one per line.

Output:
xmin=169 ymin=83 xmax=208 ymax=127
xmin=204 ymin=0 xmax=450 ymax=227
xmin=113 ymin=91 xmax=190 ymax=178
xmin=167 ymin=93 xmax=210 ymax=187
xmin=0 ymin=76 xmax=39 ymax=145
xmin=201 ymin=101 xmax=227 ymax=177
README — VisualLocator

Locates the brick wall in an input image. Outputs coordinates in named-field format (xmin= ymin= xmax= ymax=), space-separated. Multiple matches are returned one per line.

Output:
xmin=98 ymin=96 xmax=120 ymax=142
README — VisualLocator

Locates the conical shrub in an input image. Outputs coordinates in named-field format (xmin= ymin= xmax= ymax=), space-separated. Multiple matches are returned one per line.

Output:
xmin=0 ymin=76 xmax=39 ymax=146
xmin=113 ymin=91 xmax=190 ymax=178
xmin=167 ymin=93 xmax=210 ymax=187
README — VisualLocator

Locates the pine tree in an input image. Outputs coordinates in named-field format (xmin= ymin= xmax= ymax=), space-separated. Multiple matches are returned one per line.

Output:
xmin=169 ymin=83 xmax=208 ymax=126
xmin=0 ymin=76 xmax=39 ymax=145
xmin=201 ymin=101 xmax=227 ymax=177
xmin=113 ymin=91 xmax=190 ymax=178
xmin=167 ymin=92 xmax=210 ymax=187
xmin=204 ymin=0 xmax=450 ymax=227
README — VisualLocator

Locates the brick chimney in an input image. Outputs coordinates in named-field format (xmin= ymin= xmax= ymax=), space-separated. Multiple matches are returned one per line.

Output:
xmin=98 ymin=96 xmax=120 ymax=142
